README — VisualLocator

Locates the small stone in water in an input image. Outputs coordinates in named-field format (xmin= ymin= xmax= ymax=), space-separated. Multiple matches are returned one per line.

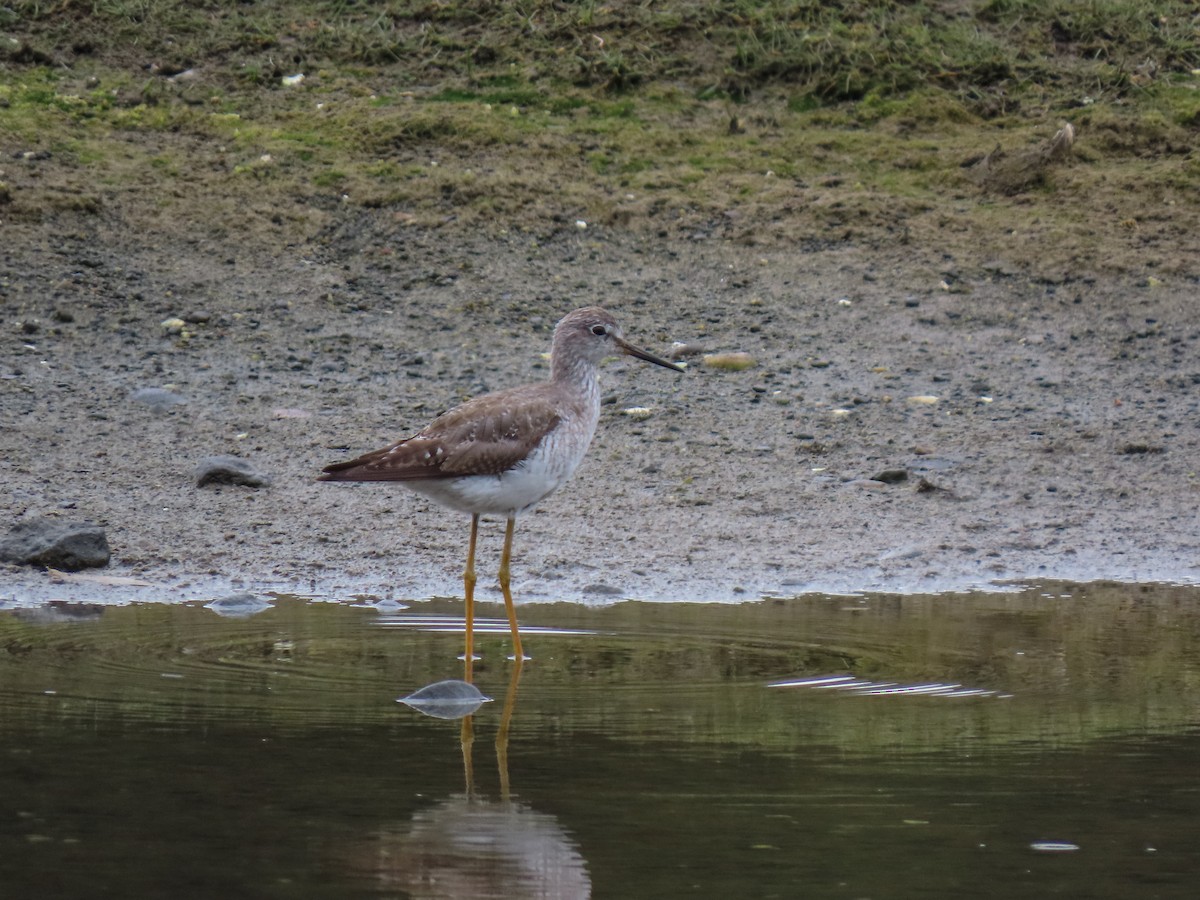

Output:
xmin=399 ymin=680 xmax=491 ymax=719
xmin=206 ymin=593 xmax=273 ymax=618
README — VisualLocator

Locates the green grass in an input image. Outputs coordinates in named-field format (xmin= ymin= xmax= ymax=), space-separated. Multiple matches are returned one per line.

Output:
xmin=7 ymin=0 xmax=1198 ymax=103
xmin=1 ymin=1 xmax=1197 ymax=270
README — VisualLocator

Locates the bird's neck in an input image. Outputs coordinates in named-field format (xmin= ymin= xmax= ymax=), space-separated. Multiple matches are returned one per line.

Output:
xmin=551 ymin=355 xmax=601 ymax=410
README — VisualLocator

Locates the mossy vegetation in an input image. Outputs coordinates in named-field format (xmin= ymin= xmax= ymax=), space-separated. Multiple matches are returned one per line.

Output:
xmin=1 ymin=1 xmax=1197 ymax=271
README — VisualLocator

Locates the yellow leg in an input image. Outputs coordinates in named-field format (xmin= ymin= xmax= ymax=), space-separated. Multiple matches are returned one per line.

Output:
xmin=461 ymin=513 xmax=480 ymax=665
xmin=496 ymin=656 xmax=524 ymax=801
xmin=499 ymin=516 xmax=526 ymax=661
xmin=460 ymin=714 xmax=476 ymax=798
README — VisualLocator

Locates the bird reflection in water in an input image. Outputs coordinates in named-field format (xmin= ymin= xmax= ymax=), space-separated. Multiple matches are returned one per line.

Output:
xmin=367 ymin=659 xmax=591 ymax=898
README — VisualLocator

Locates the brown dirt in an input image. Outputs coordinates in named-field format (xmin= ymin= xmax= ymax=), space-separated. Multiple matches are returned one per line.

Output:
xmin=2 ymin=140 xmax=1199 ymax=606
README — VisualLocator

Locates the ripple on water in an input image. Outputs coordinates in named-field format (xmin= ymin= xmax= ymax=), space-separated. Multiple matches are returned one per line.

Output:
xmin=2 ymin=583 xmax=1200 ymax=900
xmin=0 ymin=583 xmax=1199 ymax=748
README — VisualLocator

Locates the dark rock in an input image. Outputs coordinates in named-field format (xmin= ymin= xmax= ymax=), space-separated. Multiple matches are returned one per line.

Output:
xmin=872 ymin=468 xmax=909 ymax=484
xmin=0 ymin=519 xmax=110 ymax=570
xmin=1119 ymin=443 xmax=1164 ymax=455
xmin=194 ymin=455 xmax=271 ymax=488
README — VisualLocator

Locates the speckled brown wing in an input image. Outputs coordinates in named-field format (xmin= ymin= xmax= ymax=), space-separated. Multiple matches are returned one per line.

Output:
xmin=319 ymin=384 xmax=563 ymax=482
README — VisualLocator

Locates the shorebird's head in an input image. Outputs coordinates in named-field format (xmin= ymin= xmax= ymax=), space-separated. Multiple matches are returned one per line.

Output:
xmin=554 ymin=306 xmax=685 ymax=372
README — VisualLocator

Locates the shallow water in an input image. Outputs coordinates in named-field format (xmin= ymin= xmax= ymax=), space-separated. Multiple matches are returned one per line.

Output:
xmin=2 ymin=582 xmax=1199 ymax=898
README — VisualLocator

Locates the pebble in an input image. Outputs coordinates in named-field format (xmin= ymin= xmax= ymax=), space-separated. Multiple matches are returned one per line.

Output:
xmin=194 ymin=455 xmax=271 ymax=488
xmin=916 ymin=477 xmax=944 ymax=494
xmin=872 ymin=468 xmax=909 ymax=484
xmin=130 ymin=387 xmax=187 ymax=413
xmin=582 ymin=582 xmax=624 ymax=597
xmin=703 ymin=352 xmax=757 ymax=371
xmin=0 ymin=519 xmax=110 ymax=570
xmin=1119 ymin=442 xmax=1163 ymax=455
xmin=879 ymin=546 xmax=922 ymax=561
xmin=669 ymin=341 xmax=706 ymax=359
xmin=910 ymin=456 xmax=956 ymax=473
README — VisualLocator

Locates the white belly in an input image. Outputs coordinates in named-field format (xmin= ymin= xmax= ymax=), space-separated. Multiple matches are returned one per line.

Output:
xmin=404 ymin=426 xmax=592 ymax=517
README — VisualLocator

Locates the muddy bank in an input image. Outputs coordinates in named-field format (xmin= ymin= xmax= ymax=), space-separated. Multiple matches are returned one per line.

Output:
xmin=2 ymin=216 xmax=1198 ymax=606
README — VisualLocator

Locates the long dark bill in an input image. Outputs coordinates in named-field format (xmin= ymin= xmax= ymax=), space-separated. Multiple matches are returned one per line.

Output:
xmin=614 ymin=336 xmax=686 ymax=372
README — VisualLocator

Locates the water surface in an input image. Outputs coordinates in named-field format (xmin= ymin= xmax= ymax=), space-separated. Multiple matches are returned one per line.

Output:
xmin=2 ymin=582 xmax=1199 ymax=898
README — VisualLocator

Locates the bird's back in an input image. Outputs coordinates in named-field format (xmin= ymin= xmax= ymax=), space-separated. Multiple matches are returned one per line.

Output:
xmin=319 ymin=379 xmax=600 ymax=508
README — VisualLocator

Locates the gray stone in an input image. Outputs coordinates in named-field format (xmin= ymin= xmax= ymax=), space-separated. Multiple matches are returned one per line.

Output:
xmin=0 ymin=519 xmax=110 ymax=570
xmin=205 ymin=592 xmax=273 ymax=618
xmin=582 ymin=582 xmax=624 ymax=597
xmin=130 ymin=387 xmax=187 ymax=413
xmin=194 ymin=455 xmax=270 ymax=488
xmin=398 ymin=679 xmax=491 ymax=720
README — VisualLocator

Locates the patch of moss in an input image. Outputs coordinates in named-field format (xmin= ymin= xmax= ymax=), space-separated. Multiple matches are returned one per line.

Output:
xmin=0 ymin=1 xmax=1195 ymax=272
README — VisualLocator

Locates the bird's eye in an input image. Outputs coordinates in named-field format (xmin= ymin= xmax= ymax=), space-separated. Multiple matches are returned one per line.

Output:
xmin=590 ymin=324 xmax=608 ymax=336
